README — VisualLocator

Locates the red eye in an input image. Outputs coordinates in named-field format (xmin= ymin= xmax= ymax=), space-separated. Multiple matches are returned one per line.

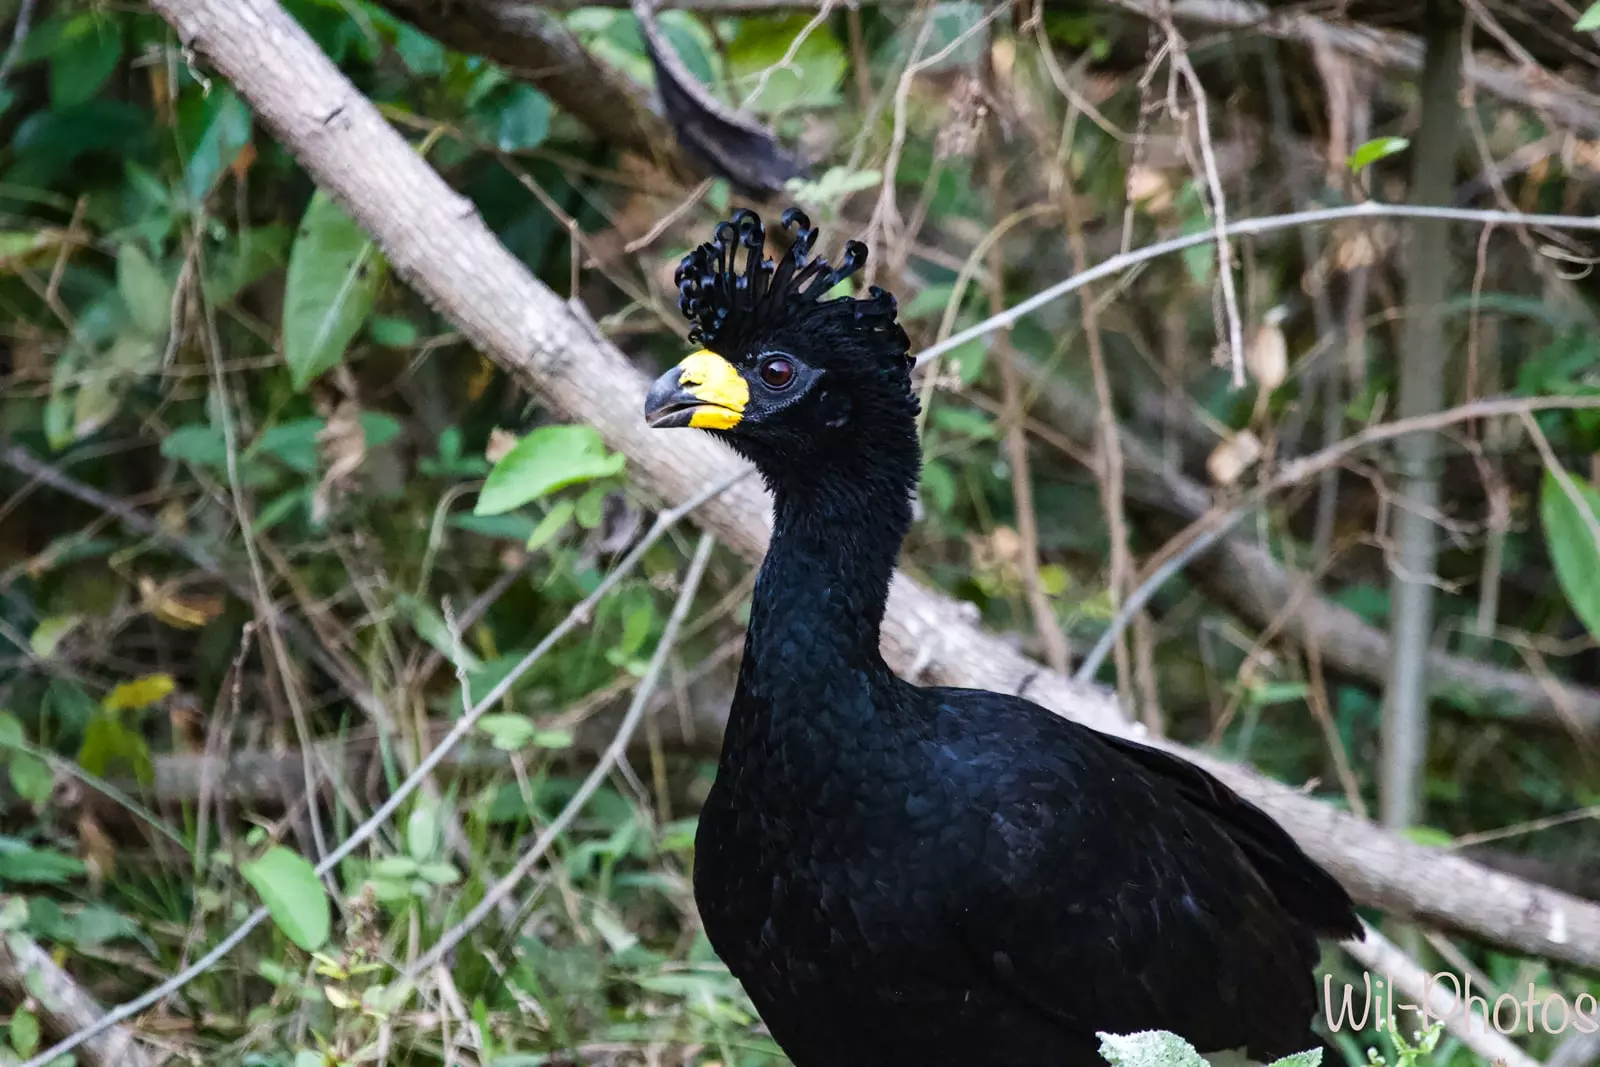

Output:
xmin=759 ymin=357 xmax=796 ymax=390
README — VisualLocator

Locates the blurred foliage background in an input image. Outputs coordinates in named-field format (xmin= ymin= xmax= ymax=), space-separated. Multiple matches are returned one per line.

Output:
xmin=2 ymin=0 xmax=1600 ymax=1064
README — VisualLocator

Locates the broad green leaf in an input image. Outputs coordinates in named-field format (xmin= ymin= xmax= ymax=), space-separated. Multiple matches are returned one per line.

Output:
xmin=184 ymin=87 xmax=253 ymax=201
xmin=368 ymin=315 xmax=417 ymax=347
xmin=77 ymin=711 xmax=154 ymax=784
xmin=726 ymin=15 xmax=845 ymax=114
xmin=0 ymin=230 xmax=49 ymax=266
xmin=102 ymin=673 xmax=175 ymax=712
xmin=474 ymin=424 xmax=625 ymax=516
xmin=361 ymin=412 xmax=403 ymax=447
xmin=1401 ymin=825 xmax=1454 ymax=848
xmin=416 ymin=862 xmax=460 ymax=885
xmin=9 ymin=754 xmax=54 ymax=806
xmin=493 ymin=85 xmax=552 ymax=151
xmin=1096 ymin=1030 xmax=1209 ymax=1067
xmin=117 ymin=243 xmax=173 ymax=338
xmin=394 ymin=23 xmax=447 ymax=76
xmin=371 ymin=856 xmax=418 ymax=879
xmin=283 ymin=190 xmax=386 ymax=390
xmin=920 ymin=460 xmax=956 ymax=514
xmin=1347 ymin=136 xmax=1410 ymax=172
xmin=29 ymin=615 xmax=81 ymax=658
xmin=0 ymin=839 xmax=85 ymax=885
xmin=162 ymin=424 xmax=229 ymax=468
xmin=406 ymin=806 xmax=438 ymax=863
xmin=525 ymin=499 xmax=575 ymax=552
xmin=50 ymin=15 xmax=123 ymax=110
xmin=105 ymin=333 xmax=163 ymax=375
xmin=1541 ymin=470 xmax=1600 ymax=641
xmin=1266 ymin=1051 xmax=1324 ymax=1067
xmin=69 ymin=904 xmax=141 ymax=947
xmin=73 ymin=372 xmax=120 ymax=441
xmin=478 ymin=713 xmax=538 ymax=751
xmin=254 ymin=418 xmax=326 ymax=473
xmin=451 ymin=513 xmax=537 ymax=541
xmin=241 ymin=846 xmax=330 ymax=952
xmin=9 ymin=1005 xmax=39 ymax=1057
xmin=1577 ymin=2 xmax=1600 ymax=31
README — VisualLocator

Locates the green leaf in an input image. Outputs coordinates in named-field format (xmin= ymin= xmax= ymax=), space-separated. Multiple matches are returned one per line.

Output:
xmin=416 ymin=862 xmax=461 ymax=885
xmin=371 ymin=856 xmax=418 ymax=880
xmin=525 ymin=499 xmax=576 ymax=552
xmin=1096 ymin=1030 xmax=1209 ymax=1067
xmin=1402 ymin=825 xmax=1454 ymax=848
xmin=0 ymin=839 xmax=85 ymax=885
xmin=9 ymin=1005 xmax=39 ymax=1058
xmin=393 ymin=23 xmax=447 ymax=76
xmin=920 ymin=460 xmax=956 ymax=514
xmin=368 ymin=315 xmax=417 ymax=347
xmin=1265 ymin=1051 xmax=1323 ymax=1067
xmin=726 ymin=15 xmax=846 ymax=114
xmin=162 ymin=424 xmax=229 ymax=468
xmin=493 ymin=85 xmax=552 ymax=151
xmin=1577 ymin=2 xmax=1600 ymax=30
xmin=241 ymin=846 xmax=331 ymax=952
xmin=406 ymin=806 xmax=438 ymax=863
xmin=1347 ymin=136 xmax=1410 ymax=172
xmin=478 ymin=713 xmax=538 ymax=751
xmin=474 ymin=425 xmax=625 ymax=516
xmin=254 ymin=418 xmax=326 ymax=473
xmin=102 ymin=673 xmax=175 ymax=712
xmin=77 ymin=711 xmax=154 ymax=784
xmin=118 ymin=243 xmax=173 ymax=338
xmin=184 ymin=87 xmax=253 ymax=202
xmin=29 ymin=614 xmax=81 ymax=658
xmin=283 ymin=191 xmax=386 ymax=391
xmin=8 ymin=754 xmax=52 ymax=805
xmin=1540 ymin=470 xmax=1600 ymax=642
xmin=50 ymin=15 xmax=123 ymax=110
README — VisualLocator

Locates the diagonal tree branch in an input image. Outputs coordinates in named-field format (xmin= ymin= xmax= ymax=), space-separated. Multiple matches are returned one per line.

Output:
xmin=151 ymin=0 xmax=1600 ymax=984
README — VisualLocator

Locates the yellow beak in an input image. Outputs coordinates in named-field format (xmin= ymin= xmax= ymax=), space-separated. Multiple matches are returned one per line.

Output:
xmin=643 ymin=350 xmax=748 ymax=430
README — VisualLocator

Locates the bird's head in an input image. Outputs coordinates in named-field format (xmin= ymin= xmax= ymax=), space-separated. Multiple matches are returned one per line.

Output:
xmin=644 ymin=208 xmax=919 ymax=488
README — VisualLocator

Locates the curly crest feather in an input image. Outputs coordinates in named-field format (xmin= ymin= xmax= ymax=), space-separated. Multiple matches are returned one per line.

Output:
xmin=675 ymin=208 xmax=911 ymax=367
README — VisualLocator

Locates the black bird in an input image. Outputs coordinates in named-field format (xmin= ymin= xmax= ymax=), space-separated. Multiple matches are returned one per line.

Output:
xmin=644 ymin=208 xmax=1361 ymax=1067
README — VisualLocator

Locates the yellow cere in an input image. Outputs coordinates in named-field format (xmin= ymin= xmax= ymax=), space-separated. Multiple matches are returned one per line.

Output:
xmin=677 ymin=349 xmax=748 ymax=429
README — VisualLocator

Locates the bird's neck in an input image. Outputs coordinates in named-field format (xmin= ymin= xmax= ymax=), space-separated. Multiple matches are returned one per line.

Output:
xmin=746 ymin=454 xmax=916 ymax=676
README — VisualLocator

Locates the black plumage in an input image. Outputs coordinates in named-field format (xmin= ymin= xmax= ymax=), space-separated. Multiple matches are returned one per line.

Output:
xmin=644 ymin=208 xmax=1361 ymax=1067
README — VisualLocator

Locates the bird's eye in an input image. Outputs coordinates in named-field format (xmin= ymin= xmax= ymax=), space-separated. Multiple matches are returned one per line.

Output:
xmin=759 ymin=357 xmax=796 ymax=390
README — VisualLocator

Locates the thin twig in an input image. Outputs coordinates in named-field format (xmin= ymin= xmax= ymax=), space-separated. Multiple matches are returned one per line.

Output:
xmin=1075 ymin=394 xmax=1600 ymax=684
xmin=0 ymin=0 xmax=38 ymax=85
xmin=1158 ymin=8 xmax=1247 ymax=386
xmin=912 ymin=201 xmax=1600 ymax=371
